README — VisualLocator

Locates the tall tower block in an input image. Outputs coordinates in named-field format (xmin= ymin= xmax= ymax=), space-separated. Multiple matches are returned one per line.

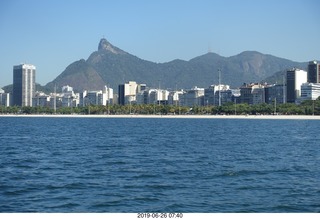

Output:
xmin=307 ymin=60 xmax=320 ymax=83
xmin=13 ymin=64 xmax=36 ymax=106
xmin=286 ymin=68 xmax=307 ymax=103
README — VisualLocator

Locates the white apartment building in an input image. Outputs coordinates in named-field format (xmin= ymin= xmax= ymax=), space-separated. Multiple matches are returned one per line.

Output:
xmin=136 ymin=89 xmax=170 ymax=104
xmin=61 ymin=85 xmax=79 ymax=107
xmin=299 ymin=83 xmax=320 ymax=101
xmin=0 ymin=88 xmax=10 ymax=107
xmin=180 ymin=86 xmax=204 ymax=107
xmin=118 ymin=81 xmax=146 ymax=105
xmin=168 ymin=90 xmax=184 ymax=106
xmin=104 ymin=86 xmax=114 ymax=104
xmin=33 ymin=91 xmax=51 ymax=107
xmin=82 ymin=85 xmax=113 ymax=106
xmin=204 ymin=84 xmax=231 ymax=106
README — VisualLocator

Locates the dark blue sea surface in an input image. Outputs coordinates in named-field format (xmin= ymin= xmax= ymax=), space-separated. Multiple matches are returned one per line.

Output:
xmin=0 ymin=117 xmax=319 ymax=212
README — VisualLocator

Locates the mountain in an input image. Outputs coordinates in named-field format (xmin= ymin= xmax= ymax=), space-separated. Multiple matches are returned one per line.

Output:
xmin=45 ymin=38 xmax=307 ymax=92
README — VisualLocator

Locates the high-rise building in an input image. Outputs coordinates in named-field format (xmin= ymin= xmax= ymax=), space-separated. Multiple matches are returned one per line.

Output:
xmin=307 ymin=60 xmax=320 ymax=83
xmin=13 ymin=64 xmax=36 ymax=106
xmin=286 ymin=68 xmax=307 ymax=103
xmin=118 ymin=81 xmax=139 ymax=105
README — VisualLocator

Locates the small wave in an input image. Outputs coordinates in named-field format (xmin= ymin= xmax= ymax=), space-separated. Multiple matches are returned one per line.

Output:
xmin=133 ymin=196 xmax=161 ymax=202
xmin=146 ymin=184 xmax=175 ymax=190
xmin=270 ymin=204 xmax=304 ymax=212
xmin=47 ymin=202 xmax=81 ymax=212
xmin=133 ymin=173 xmax=158 ymax=179
xmin=64 ymin=182 xmax=87 ymax=190
xmin=3 ymin=186 xmax=39 ymax=196
xmin=0 ymin=136 xmax=31 ymax=140
xmin=158 ymin=203 xmax=185 ymax=212
xmin=217 ymin=169 xmax=270 ymax=178
xmin=91 ymin=200 xmax=122 ymax=208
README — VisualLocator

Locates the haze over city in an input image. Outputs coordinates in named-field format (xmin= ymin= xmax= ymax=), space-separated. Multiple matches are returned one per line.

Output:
xmin=0 ymin=0 xmax=319 ymax=87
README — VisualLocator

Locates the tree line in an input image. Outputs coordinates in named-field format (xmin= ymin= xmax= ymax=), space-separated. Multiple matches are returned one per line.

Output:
xmin=1 ymin=99 xmax=320 ymax=115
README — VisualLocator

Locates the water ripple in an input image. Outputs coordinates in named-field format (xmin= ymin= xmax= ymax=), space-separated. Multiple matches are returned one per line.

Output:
xmin=0 ymin=117 xmax=319 ymax=212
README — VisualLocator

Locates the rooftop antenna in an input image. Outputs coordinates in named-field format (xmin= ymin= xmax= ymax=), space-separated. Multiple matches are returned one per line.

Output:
xmin=218 ymin=68 xmax=221 ymax=107
xmin=283 ymin=72 xmax=286 ymax=104
xmin=175 ymin=83 xmax=178 ymax=107
xmin=158 ymin=80 xmax=161 ymax=106
xmin=54 ymin=83 xmax=57 ymax=114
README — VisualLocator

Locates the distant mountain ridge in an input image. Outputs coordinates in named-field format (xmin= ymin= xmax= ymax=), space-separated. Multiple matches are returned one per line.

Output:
xmin=45 ymin=38 xmax=307 ymax=92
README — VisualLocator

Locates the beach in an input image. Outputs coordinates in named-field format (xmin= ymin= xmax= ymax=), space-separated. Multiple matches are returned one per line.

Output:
xmin=1 ymin=114 xmax=320 ymax=120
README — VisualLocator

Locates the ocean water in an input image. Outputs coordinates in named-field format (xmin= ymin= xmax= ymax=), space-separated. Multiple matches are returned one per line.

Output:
xmin=0 ymin=117 xmax=319 ymax=213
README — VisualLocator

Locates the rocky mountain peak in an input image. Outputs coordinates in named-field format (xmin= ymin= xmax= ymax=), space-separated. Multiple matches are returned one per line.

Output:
xmin=44 ymin=38 xmax=307 ymax=92
xmin=98 ymin=38 xmax=126 ymax=55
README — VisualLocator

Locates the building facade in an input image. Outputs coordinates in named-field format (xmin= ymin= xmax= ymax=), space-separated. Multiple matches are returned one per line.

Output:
xmin=13 ymin=64 xmax=36 ymax=106
xmin=239 ymin=83 xmax=265 ymax=105
xmin=168 ymin=90 xmax=184 ymax=106
xmin=136 ymin=88 xmax=170 ymax=105
xmin=265 ymin=84 xmax=285 ymax=105
xmin=61 ymin=85 xmax=78 ymax=107
xmin=118 ymin=81 xmax=146 ymax=105
xmin=299 ymin=83 xmax=320 ymax=101
xmin=204 ymin=84 xmax=231 ymax=106
xmin=118 ymin=81 xmax=137 ymax=105
xmin=32 ymin=91 xmax=51 ymax=107
xmin=252 ymin=86 xmax=265 ymax=105
xmin=286 ymin=68 xmax=307 ymax=103
xmin=307 ymin=61 xmax=320 ymax=83
xmin=81 ymin=86 xmax=113 ymax=106
xmin=180 ymin=87 xmax=204 ymax=107
xmin=0 ymin=88 xmax=11 ymax=107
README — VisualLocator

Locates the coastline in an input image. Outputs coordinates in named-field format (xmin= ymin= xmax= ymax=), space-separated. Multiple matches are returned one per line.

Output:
xmin=1 ymin=114 xmax=320 ymax=120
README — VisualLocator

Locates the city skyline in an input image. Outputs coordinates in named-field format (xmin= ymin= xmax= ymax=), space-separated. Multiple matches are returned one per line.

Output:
xmin=1 ymin=61 xmax=320 ymax=115
xmin=0 ymin=0 xmax=319 ymax=87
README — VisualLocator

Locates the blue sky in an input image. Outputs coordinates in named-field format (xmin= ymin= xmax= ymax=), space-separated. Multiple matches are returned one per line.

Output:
xmin=0 ymin=0 xmax=319 ymax=87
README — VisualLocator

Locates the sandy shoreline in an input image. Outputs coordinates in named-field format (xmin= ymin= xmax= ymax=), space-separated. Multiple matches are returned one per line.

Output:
xmin=0 ymin=114 xmax=320 ymax=120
